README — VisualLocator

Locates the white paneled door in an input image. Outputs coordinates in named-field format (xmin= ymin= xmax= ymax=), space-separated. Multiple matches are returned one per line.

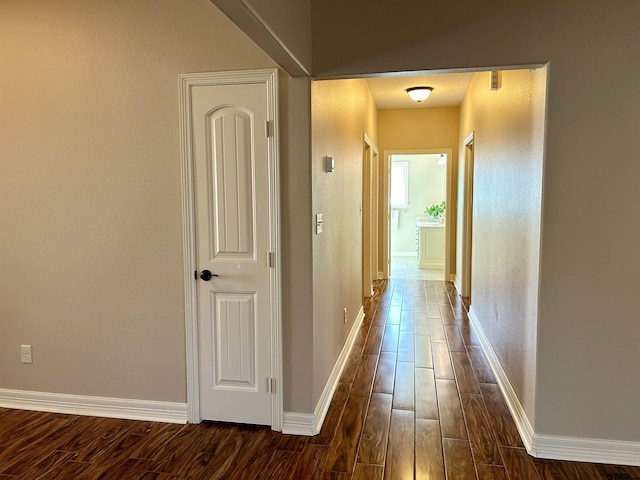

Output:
xmin=189 ymin=74 xmax=276 ymax=425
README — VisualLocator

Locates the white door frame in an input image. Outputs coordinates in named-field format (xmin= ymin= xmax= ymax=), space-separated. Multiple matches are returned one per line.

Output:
xmin=382 ymin=148 xmax=453 ymax=279
xmin=178 ymin=69 xmax=282 ymax=429
xmin=362 ymin=134 xmax=378 ymax=298
xmin=371 ymin=148 xmax=380 ymax=280
xmin=461 ymin=132 xmax=475 ymax=299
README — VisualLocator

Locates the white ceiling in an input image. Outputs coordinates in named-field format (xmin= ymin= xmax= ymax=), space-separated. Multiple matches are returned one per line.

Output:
xmin=366 ymin=72 xmax=476 ymax=110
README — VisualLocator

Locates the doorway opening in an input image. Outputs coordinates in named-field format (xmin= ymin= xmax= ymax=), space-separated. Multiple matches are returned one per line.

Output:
xmin=457 ymin=132 xmax=475 ymax=304
xmin=387 ymin=150 xmax=451 ymax=281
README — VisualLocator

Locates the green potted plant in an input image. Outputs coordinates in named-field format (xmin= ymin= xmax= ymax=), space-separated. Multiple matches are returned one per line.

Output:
xmin=425 ymin=201 xmax=446 ymax=222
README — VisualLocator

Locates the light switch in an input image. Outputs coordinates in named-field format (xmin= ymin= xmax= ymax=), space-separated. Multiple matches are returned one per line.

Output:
xmin=316 ymin=213 xmax=324 ymax=234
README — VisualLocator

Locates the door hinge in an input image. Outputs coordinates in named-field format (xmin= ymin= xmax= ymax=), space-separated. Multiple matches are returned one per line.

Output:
xmin=194 ymin=270 xmax=197 ymax=280
xmin=265 ymin=120 xmax=272 ymax=138
xmin=267 ymin=252 xmax=275 ymax=268
xmin=267 ymin=377 xmax=276 ymax=393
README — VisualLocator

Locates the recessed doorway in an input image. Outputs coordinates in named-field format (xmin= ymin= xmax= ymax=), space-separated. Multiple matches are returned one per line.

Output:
xmin=389 ymin=151 xmax=449 ymax=281
xmin=457 ymin=131 xmax=474 ymax=302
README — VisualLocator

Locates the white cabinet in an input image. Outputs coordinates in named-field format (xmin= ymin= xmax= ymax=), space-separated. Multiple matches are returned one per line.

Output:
xmin=418 ymin=224 xmax=445 ymax=270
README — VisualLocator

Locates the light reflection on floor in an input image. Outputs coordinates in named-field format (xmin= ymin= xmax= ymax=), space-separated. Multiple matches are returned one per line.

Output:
xmin=390 ymin=255 xmax=444 ymax=280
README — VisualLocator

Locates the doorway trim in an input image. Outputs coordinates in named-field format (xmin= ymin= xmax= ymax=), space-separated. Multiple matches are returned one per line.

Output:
xmin=178 ymin=69 xmax=283 ymax=429
xmin=382 ymin=148 xmax=453 ymax=280
xmin=458 ymin=131 xmax=474 ymax=298
xmin=362 ymin=133 xmax=379 ymax=298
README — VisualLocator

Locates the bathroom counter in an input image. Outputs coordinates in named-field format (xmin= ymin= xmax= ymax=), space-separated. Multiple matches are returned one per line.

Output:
xmin=416 ymin=220 xmax=445 ymax=228
xmin=417 ymin=223 xmax=445 ymax=269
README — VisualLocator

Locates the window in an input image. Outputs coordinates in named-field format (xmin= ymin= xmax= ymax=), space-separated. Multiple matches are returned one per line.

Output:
xmin=390 ymin=161 xmax=409 ymax=209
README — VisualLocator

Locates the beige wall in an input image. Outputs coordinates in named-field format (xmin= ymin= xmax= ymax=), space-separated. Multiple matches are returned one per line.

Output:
xmin=0 ymin=0 xmax=292 ymax=404
xmin=311 ymin=0 xmax=640 ymax=441
xmin=7 ymin=0 xmax=640 ymax=444
xmin=310 ymin=79 xmax=377 ymax=405
xmin=278 ymin=75 xmax=314 ymax=413
xmin=459 ymin=69 xmax=546 ymax=426
xmin=377 ymin=108 xmax=459 ymax=278
xmin=242 ymin=0 xmax=312 ymax=71
xmin=210 ymin=0 xmax=311 ymax=75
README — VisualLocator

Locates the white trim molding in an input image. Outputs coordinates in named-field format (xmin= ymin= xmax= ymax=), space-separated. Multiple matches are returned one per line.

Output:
xmin=282 ymin=305 xmax=365 ymax=436
xmin=179 ymin=69 xmax=282 ymax=429
xmin=469 ymin=307 xmax=640 ymax=466
xmin=453 ymin=275 xmax=462 ymax=296
xmin=468 ymin=306 xmax=535 ymax=451
xmin=531 ymin=434 xmax=640 ymax=467
xmin=281 ymin=412 xmax=316 ymax=436
xmin=0 ymin=389 xmax=187 ymax=424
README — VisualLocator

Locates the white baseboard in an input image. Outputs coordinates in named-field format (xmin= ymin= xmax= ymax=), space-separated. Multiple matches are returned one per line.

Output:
xmin=0 ymin=388 xmax=188 ymax=424
xmin=468 ymin=307 xmax=535 ymax=450
xmin=531 ymin=433 xmax=640 ymax=466
xmin=453 ymin=275 xmax=462 ymax=295
xmin=378 ymin=271 xmax=384 ymax=280
xmin=282 ymin=305 xmax=365 ymax=436
xmin=468 ymin=307 xmax=640 ymax=466
xmin=419 ymin=260 xmax=444 ymax=270
xmin=447 ymin=273 xmax=456 ymax=283
xmin=281 ymin=411 xmax=316 ymax=436
xmin=391 ymin=252 xmax=417 ymax=257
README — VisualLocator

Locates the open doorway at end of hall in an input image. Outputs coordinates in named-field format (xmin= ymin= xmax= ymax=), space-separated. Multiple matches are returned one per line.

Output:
xmin=389 ymin=151 xmax=449 ymax=281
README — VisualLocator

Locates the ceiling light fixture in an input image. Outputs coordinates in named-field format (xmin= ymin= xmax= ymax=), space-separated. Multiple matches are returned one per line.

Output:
xmin=405 ymin=86 xmax=434 ymax=103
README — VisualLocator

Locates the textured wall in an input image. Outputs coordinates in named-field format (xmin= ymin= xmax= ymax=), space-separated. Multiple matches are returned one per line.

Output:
xmin=310 ymin=79 xmax=377 ymax=406
xmin=0 ymin=0 xmax=277 ymax=403
xmin=242 ymin=0 xmax=312 ymax=71
xmin=279 ymin=75 xmax=314 ymax=412
xmin=459 ymin=69 xmax=546 ymax=426
xmin=210 ymin=0 xmax=311 ymax=76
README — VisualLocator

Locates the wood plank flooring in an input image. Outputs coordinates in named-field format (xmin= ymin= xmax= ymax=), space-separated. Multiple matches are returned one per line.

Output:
xmin=2 ymin=277 xmax=640 ymax=479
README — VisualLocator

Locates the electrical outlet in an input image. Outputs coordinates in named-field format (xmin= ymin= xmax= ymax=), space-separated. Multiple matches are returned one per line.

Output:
xmin=21 ymin=345 xmax=33 ymax=364
xmin=343 ymin=307 xmax=347 ymax=323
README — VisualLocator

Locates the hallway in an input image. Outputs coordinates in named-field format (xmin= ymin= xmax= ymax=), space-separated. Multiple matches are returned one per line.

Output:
xmin=1 ymin=279 xmax=639 ymax=478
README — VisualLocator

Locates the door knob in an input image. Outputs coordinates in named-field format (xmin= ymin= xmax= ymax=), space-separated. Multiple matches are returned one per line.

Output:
xmin=199 ymin=270 xmax=219 ymax=281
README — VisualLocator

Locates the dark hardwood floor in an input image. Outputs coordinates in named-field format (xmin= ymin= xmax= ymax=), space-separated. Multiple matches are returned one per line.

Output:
xmin=2 ymin=276 xmax=640 ymax=479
